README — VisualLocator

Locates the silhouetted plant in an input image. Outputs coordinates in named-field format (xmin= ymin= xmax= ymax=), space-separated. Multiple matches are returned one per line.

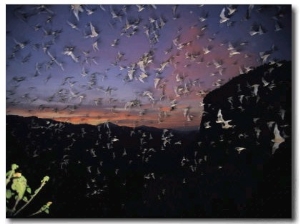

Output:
xmin=6 ymin=163 xmax=52 ymax=217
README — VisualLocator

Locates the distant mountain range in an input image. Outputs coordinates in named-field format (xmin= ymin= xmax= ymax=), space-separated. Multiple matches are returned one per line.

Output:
xmin=6 ymin=60 xmax=292 ymax=218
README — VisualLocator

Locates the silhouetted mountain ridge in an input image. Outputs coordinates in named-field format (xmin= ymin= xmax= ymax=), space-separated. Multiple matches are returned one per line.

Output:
xmin=6 ymin=114 xmax=200 ymax=218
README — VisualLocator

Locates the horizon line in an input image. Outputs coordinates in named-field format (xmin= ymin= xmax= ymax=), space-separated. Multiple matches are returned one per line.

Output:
xmin=6 ymin=114 xmax=200 ymax=131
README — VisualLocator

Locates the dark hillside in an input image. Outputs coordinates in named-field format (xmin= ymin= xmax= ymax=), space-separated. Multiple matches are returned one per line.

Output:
xmin=198 ymin=60 xmax=292 ymax=217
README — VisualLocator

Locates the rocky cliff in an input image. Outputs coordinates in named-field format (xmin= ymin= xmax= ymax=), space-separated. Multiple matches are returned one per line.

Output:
xmin=198 ymin=60 xmax=292 ymax=217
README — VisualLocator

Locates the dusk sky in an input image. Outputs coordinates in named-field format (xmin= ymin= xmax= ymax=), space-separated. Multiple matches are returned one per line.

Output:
xmin=6 ymin=4 xmax=292 ymax=130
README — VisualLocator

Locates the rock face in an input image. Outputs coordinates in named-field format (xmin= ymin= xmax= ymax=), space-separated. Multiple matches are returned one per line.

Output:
xmin=198 ymin=60 xmax=292 ymax=217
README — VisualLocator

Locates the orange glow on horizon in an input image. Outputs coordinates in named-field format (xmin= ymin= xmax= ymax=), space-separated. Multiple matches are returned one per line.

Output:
xmin=6 ymin=105 xmax=201 ymax=130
